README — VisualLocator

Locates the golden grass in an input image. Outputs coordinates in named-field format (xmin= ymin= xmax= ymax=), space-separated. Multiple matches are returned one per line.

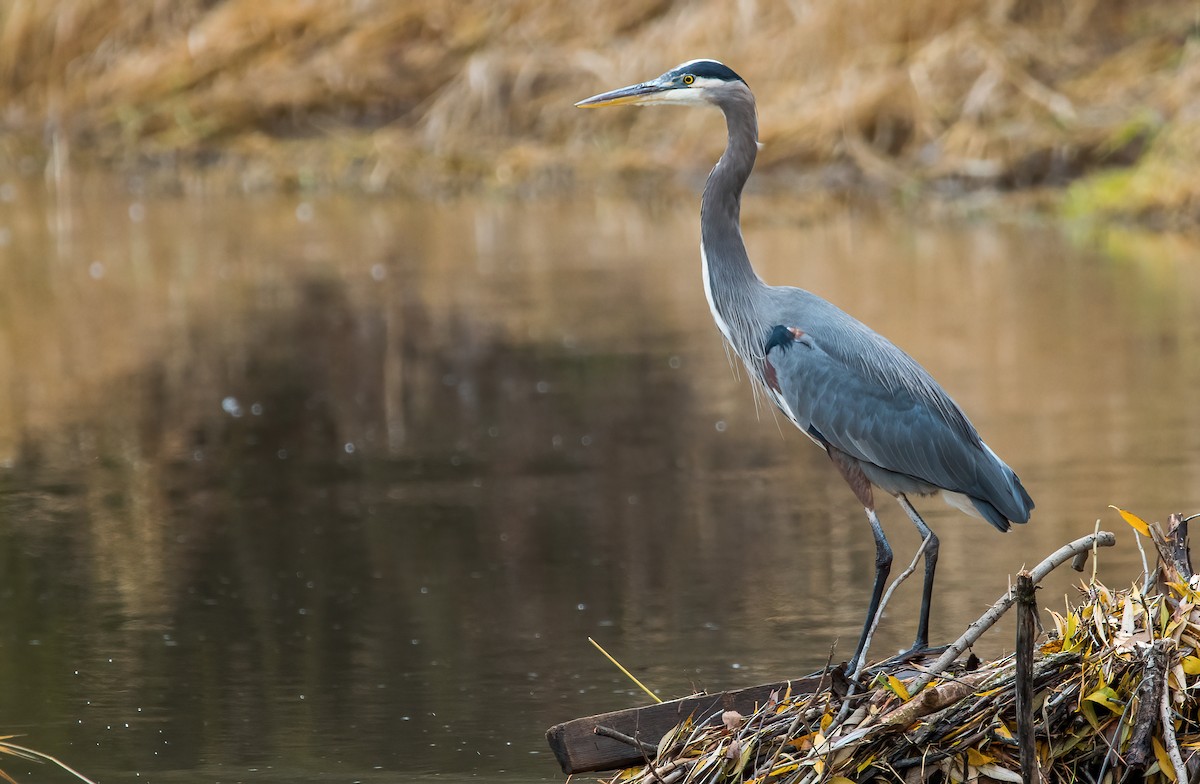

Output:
xmin=2 ymin=0 xmax=1199 ymax=221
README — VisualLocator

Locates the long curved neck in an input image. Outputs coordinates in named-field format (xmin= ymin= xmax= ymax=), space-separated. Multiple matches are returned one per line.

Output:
xmin=700 ymin=87 xmax=767 ymax=368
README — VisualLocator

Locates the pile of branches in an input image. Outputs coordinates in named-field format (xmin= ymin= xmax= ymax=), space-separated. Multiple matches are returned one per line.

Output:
xmin=603 ymin=514 xmax=1200 ymax=783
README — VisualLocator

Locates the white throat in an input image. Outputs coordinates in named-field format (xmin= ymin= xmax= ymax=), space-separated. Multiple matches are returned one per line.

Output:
xmin=700 ymin=240 xmax=735 ymax=348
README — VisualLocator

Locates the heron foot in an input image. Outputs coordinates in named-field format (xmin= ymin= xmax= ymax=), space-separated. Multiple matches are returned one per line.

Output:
xmin=862 ymin=643 xmax=949 ymax=676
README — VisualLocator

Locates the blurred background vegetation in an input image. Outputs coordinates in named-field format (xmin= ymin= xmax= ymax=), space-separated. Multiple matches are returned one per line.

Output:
xmin=2 ymin=0 xmax=1200 ymax=225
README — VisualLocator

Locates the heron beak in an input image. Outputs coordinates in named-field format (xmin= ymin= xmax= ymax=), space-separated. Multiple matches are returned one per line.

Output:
xmin=575 ymin=78 xmax=675 ymax=108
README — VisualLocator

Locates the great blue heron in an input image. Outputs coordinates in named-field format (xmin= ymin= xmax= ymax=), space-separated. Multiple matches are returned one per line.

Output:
xmin=577 ymin=60 xmax=1034 ymax=669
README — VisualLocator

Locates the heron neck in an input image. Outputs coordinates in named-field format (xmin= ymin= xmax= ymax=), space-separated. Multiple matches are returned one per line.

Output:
xmin=700 ymin=93 xmax=767 ymax=365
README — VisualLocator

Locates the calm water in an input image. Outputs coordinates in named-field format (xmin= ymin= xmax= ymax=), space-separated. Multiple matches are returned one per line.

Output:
xmin=1 ymin=176 xmax=1199 ymax=782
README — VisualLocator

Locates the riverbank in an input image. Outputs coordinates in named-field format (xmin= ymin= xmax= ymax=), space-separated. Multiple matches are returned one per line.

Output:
xmin=2 ymin=1 xmax=1199 ymax=227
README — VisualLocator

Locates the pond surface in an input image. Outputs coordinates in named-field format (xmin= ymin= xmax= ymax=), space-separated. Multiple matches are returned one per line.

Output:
xmin=1 ymin=176 xmax=1199 ymax=782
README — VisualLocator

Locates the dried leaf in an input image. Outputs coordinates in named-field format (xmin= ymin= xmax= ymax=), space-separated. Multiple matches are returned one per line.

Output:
xmin=855 ymin=753 xmax=877 ymax=774
xmin=656 ymin=722 xmax=682 ymax=758
xmin=1154 ymin=737 xmax=1178 ymax=782
xmin=977 ymin=763 xmax=1025 ymax=783
xmin=1110 ymin=505 xmax=1151 ymax=536
xmin=966 ymin=748 xmax=995 ymax=766
xmin=787 ymin=731 xmax=816 ymax=752
xmin=721 ymin=710 xmax=744 ymax=730
xmin=885 ymin=674 xmax=912 ymax=702
xmin=1084 ymin=686 xmax=1123 ymax=714
xmin=1080 ymin=699 xmax=1101 ymax=730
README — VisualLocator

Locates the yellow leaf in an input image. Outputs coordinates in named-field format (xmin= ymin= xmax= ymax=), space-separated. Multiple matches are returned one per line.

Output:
xmin=1080 ymin=699 xmax=1101 ymax=730
xmin=966 ymin=748 xmax=995 ymax=766
xmin=787 ymin=731 xmax=815 ymax=751
xmin=886 ymin=675 xmax=912 ymax=702
xmin=1084 ymin=686 xmax=1123 ymax=713
xmin=1154 ymin=737 xmax=1178 ymax=782
xmin=828 ymin=778 xmax=856 ymax=784
xmin=1040 ymin=639 xmax=1064 ymax=654
xmin=1066 ymin=613 xmax=1079 ymax=641
xmin=1110 ymin=505 xmax=1151 ymax=537
xmin=1183 ymin=656 xmax=1200 ymax=675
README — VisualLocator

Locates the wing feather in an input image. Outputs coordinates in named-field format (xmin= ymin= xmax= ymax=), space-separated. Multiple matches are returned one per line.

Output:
xmin=766 ymin=328 xmax=1022 ymax=518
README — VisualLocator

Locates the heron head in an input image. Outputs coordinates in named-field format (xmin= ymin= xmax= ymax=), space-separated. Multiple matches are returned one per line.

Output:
xmin=576 ymin=59 xmax=748 ymax=109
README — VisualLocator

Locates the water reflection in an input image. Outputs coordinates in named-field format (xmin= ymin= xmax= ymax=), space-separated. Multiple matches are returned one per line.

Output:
xmin=0 ymin=178 xmax=1199 ymax=781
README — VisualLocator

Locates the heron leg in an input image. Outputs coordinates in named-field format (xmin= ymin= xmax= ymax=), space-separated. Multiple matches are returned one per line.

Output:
xmin=824 ymin=449 xmax=891 ymax=671
xmin=848 ymin=506 xmax=892 ymax=671
xmin=896 ymin=494 xmax=939 ymax=651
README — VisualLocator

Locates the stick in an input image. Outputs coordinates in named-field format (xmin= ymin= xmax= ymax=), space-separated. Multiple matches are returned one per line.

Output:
xmin=909 ymin=531 xmax=1117 ymax=694
xmin=1165 ymin=512 xmax=1193 ymax=582
xmin=1014 ymin=571 xmax=1037 ymax=784
xmin=589 ymin=637 xmax=662 ymax=704
xmin=876 ymin=670 xmax=989 ymax=729
xmin=1124 ymin=641 xmax=1168 ymax=774
xmin=593 ymin=725 xmax=658 ymax=755
xmin=1158 ymin=642 xmax=1186 ymax=784
xmin=0 ymin=740 xmax=98 ymax=784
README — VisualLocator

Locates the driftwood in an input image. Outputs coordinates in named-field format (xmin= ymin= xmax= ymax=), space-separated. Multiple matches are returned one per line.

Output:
xmin=545 ymin=675 xmax=843 ymax=774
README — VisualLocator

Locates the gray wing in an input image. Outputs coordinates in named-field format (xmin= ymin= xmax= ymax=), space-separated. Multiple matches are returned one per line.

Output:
xmin=765 ymin=327 xmax=1026 ymax=521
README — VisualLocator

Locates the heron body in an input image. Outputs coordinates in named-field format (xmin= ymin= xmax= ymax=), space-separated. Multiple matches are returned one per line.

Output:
xmin=578 ymin=60 xmax=1034 ymax=669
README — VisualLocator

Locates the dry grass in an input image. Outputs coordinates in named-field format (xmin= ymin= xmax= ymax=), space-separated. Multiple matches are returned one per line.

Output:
xmin=2 ymin=0 xmax=1199 ymax=220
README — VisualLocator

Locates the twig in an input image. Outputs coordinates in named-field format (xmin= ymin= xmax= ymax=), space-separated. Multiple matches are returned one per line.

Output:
xmin=0 ymin=741 xmax=97 ymax=784
xmin=1014 ymin=571 xmax=1037 ymax=784
xmin=909 ymin=531 xmax=1117 ymax=695
xmin=1135 ymin=528 xmax=1152 ymax=594
xmin=594 ymin=725 xmax=658 ymax=755
xmin=589 ymin=637 xmax=662 ymax=704
xmin=876 ymin=671 xmax=989 ymax=730
xmin=758 ymin=662 xmax=835 ymax=779
xmin=1158 ymin=642 xmax=1186 ymax=783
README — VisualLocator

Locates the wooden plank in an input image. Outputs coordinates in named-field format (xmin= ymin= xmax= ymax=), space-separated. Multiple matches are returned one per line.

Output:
xmin=545 ymin=672 xmax=838 ymax=774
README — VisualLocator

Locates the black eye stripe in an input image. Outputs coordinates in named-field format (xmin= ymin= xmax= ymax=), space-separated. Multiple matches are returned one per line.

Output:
xmin=682 ymin=60 xmax=746 ymax=84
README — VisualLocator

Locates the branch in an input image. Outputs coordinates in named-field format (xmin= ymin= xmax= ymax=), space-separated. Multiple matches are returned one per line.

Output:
xmin=909 ymin=531 xmax=1117 ymax=694
xmin=1124 ymin=641 xmax=1169 ymax=774
xmin=1014 ymin=571 xmax=1037 ymax=784
xmin=593 ymin=724 xmax=658 ymax=755
xmin=1158 ymin=642 xmax=1186 ymax=784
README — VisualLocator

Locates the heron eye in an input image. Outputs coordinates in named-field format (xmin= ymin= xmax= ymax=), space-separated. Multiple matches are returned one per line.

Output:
xmin=682 ymin=74 xmax=695 ymax=85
